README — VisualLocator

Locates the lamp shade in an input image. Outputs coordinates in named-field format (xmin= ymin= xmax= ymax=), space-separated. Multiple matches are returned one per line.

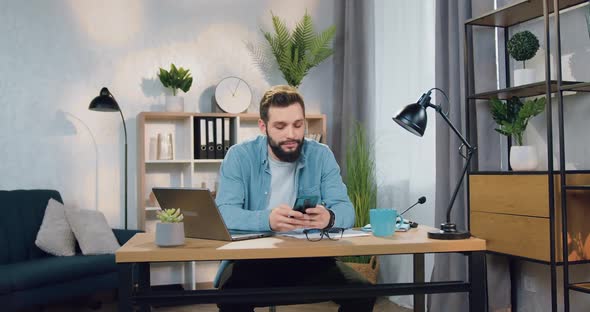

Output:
xmin=393 ymin=103 xmax=427 ymax=137
xmin=89 ymin=87 xmax=120 ymax=112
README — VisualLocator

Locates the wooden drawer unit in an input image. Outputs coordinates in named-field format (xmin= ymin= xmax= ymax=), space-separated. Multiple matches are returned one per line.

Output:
xmin=469 ymin=173 xmax=590 ymax=262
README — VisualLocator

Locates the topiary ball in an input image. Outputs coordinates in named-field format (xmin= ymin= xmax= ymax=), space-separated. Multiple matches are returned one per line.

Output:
xmin=507 ymin=30 xmax=540 ymax=62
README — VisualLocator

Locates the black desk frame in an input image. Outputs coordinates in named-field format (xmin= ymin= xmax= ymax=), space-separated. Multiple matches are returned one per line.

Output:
xmin=118 ymin=251 xmax=487 ymax=311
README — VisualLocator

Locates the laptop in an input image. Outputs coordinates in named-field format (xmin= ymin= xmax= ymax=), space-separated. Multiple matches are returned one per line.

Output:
xmin=152 ymin=187 xmax=273 ymax=241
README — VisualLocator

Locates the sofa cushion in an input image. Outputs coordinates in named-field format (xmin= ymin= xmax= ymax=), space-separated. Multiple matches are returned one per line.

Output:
xmin=67 ymin=209 xmax=120 ymax=255
xmin=35 ymin=198 xmax=76 ymax=256
xmin=0 ymin=190 xmax=62 ymax=264
xmin=1 ymin=254 xmax=116 ymax=292
xmin=0 ymin=265 xmax=11 ymax=295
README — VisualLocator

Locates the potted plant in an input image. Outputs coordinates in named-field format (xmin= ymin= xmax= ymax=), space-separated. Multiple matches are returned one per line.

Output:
xmin=158 ymin=64 xmax=193 ymax=112
xmin=341 ymin=122 xmax=379 ymax=283
xmin=261 ymin=11 xmax=336 ymax=88
xmin=507 ymin=30 xmax=540 ymax=86
xmin=155 ymin=208 xmax=185 ymax=247
xmin=490 ymin=96 xmax=546 ymax=171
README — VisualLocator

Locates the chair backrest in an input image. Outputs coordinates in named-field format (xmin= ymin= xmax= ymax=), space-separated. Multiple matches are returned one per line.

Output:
xmin=0 ymin=189 xmax=63 ymax=264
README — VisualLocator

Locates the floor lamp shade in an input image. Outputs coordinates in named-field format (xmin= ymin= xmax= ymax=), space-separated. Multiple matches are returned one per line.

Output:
xmin=89 ymin=87 xmax=128 ymax=230
xmin=392 ymin=88 xmax=475 ymax=240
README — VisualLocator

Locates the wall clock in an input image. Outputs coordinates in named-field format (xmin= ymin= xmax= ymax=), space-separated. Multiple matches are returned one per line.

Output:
xmin=215 ymin=76 xmax=252 ymax=113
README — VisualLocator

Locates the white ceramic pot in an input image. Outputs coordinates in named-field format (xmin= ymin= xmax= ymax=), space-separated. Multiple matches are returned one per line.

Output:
xmin=513 ymin=68 xmax=536 ymax=86
xmin=510 ymin=145 xmax=538 ymax=171
xmin=155 ymin=222 xmax=185 ymax=247
xmin=165 ymin=95 xmax=185 ymax=112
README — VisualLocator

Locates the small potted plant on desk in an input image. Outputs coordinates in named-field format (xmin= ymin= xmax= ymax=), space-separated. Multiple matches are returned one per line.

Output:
xmin=158 ymin=63 xmax=193 ymax=112
xmin=155 ymin=208 xmax=185 ymax=247
xmin=490 ymin=96 xmax=546 ymax=171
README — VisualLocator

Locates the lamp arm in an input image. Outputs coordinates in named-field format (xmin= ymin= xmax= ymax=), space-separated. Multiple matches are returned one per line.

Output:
xmin=118 ymin=108 xmax=128 ymax=230
xmin=429 ymin=100 xmax=477 ymax=224
xmin=432 ymin=104 xmax=474 ymax=151
xmin=445 ymin=148 xmax=474 ymax=224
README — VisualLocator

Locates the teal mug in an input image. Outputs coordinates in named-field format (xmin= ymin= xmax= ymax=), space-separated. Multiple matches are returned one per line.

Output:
xmin=369 ymin=208 xmax=405 ymax=237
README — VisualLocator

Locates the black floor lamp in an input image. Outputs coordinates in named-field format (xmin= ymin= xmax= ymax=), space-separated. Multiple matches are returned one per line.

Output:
xmin=392 ymin=88 xmax=476 ymax=240
xmin=89 ymin=87 xmax=128 ymax=229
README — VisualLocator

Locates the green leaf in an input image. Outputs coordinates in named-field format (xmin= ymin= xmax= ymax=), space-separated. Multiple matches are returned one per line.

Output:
xmin=293 ymin=11 xmax=314 ymax=61
xmin=260 ymin=11 xmax=335 ymax=87
xmin=157 ymin=63 xmax=193 ymax=94
xmin=345 ymin=122 xmax=376 ymax=229
xmin=489 ymin=96 xmax=544 ymax=145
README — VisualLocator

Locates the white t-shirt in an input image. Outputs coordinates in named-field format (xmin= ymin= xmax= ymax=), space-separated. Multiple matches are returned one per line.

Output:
xmin=266 ymin=156 xmax=298 ymax=210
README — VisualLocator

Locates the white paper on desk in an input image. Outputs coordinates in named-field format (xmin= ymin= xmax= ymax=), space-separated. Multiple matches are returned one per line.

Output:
xmin=278 ymin=229 xmax=370 ymax=239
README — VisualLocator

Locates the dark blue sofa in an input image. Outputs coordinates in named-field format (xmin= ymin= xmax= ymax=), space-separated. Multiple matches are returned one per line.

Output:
xmin=0 ymin=189 xmax=140 ymax=311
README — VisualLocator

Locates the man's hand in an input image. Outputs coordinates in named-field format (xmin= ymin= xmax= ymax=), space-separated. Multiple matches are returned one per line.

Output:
xmin=269 ymin=204 xmax=311 ymax=232
xmin=304 ymin=205 xmax=331 ymax=229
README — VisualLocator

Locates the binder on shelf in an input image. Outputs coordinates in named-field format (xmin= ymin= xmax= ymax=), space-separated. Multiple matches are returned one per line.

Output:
xmin=223 ymin=117 xmax=231 ymax=157
xmin=207 ymin=118 xmax=215 ymax=159
xmin=195 ymin=118 xmax=207 ymax=159
xmin=193 ymin=117 xmax=198 ymax=159
xmin=215 ymin=118 xmax=223 ymax=159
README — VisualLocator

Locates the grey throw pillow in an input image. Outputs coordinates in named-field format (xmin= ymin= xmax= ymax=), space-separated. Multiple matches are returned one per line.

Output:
xmin=66 ymin=209 xmax=120 ymax=255
xmin=35 ymin=198 xmax=76 ymax=256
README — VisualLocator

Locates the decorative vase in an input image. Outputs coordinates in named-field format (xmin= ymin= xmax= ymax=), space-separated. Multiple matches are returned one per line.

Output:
xmin=513 ymin=68 xmax=536 ymax=86
xmin=510 ymin=145 xmax=538 ymax=171
xmin=165 ymin=95 xmax=184 ymax=112
xmin=157 ymin=133 xmax=174 ymax=160
xmin=155 ymin=222 xmax=185 ymax=247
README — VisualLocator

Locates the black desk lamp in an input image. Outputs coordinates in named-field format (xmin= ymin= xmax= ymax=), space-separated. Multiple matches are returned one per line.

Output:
xmin=393 ymin=88 xmax=475 ymax=240
xmin=89 ymin=87 xmax=128 ymax=229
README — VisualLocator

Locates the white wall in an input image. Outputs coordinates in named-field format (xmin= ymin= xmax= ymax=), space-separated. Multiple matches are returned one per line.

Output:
xmin=0 ymin=0 xmax=341 ymax=286
xmin=0 ymin=0 xmax=340 ymax=230
xmin=374 ymin=0 xmax=436 ymax=308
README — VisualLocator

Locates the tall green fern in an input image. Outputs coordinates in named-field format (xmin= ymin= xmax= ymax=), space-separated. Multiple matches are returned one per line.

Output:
xmin=262 ymin=11 xmax=336 ymax=87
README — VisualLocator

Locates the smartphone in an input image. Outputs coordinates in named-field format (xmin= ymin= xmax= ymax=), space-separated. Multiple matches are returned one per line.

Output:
xmin=292 ymin=195 xmax=319 ymax=214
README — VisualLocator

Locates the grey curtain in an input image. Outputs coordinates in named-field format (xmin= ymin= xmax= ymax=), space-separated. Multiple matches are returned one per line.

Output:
xmin=331 ymin=0 xmax=375 ymax=167
xmin=429 ymin=2 xmax=472 ymax=311
xmin=430 ymin=0 xmax=510 ymax=311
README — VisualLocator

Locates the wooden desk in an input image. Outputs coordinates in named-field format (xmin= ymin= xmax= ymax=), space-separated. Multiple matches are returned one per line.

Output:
xmin=116 ymin=226 xmax=487 ymax=311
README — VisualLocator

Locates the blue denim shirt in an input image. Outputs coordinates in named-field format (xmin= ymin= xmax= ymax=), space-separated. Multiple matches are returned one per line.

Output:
xmin=215 ymin=135 xmax=354 ymax=231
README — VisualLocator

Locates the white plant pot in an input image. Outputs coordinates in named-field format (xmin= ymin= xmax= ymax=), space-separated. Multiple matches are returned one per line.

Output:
xmin=155 ymin=222 xmax=185 ymax=247
xmin=510 ymin=145 xmax=538 ymax=171
xmin=165 ymin=95 xmax=185 ymax=112
xmin=513 ymin=68 xmax=536 ymax=86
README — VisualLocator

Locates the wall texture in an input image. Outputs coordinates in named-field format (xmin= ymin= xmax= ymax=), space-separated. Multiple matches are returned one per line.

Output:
xmin=0 ymin=0 xmax=341 ymax=229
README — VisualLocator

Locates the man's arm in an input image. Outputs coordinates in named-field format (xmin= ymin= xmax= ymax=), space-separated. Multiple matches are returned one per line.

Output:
xmin=320 ymin=147 xmax=355 ymax=228
xmin=215 ymin=147 xmax=272 ymax=232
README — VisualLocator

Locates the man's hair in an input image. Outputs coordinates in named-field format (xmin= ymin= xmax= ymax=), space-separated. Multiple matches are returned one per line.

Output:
xmin=259 ymin=85 xmax=305 ymax=123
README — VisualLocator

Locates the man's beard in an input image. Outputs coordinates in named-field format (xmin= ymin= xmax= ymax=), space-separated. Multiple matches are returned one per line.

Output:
xmin=266 ymin=131 xmax=304 ymax=163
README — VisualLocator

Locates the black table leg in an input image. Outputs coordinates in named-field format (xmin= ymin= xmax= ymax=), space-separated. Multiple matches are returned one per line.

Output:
xmin=414 ymin=253 xmax=425 ymax=312
xmin=469 ymin=251 xmax=488 ymax=312
xmin=138 ymin=263 xmax=151 ymax=312
xmin=118 ymin=263 xmax=133 ymax=312
xmin=510 ymin=257 xmax=517 ymax=312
